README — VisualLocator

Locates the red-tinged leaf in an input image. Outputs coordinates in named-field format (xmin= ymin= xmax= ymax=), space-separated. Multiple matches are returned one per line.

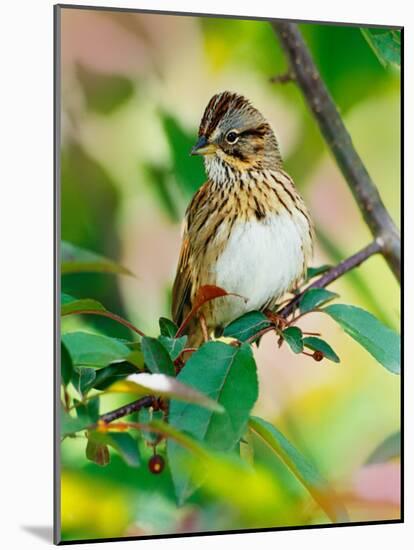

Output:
xmin=194 ymin=285 xmax=231 ymax=308
xmin=176 ymin=285 xmax=245 ymax=337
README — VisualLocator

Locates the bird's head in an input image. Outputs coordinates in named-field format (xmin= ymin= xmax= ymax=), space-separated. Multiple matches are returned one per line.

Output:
xmin=191 ymin=91 xmax=282 ymax=182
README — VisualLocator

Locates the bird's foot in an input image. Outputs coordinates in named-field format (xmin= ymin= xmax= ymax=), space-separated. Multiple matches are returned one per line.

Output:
xmin=264 ymin=308 xmax=288 ymax=330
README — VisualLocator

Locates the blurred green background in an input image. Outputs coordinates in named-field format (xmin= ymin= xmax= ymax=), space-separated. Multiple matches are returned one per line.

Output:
xmin=60 ymin=8 xmax=400 ymax=541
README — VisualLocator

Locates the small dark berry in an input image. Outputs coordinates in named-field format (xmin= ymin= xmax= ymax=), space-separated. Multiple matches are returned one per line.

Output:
xmin=148 ymin=454 xmax=165 ymax=474
xmin=313 ymin=350 xmax=324 ymax=362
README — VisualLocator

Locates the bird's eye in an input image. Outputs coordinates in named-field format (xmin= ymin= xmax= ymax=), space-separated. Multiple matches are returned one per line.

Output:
xmin=225 ymin=131 xmax=239 ymax=144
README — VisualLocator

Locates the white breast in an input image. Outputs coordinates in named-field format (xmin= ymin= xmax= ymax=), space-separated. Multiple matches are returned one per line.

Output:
xmin=212 ymin=211 xmax=309 ymax=326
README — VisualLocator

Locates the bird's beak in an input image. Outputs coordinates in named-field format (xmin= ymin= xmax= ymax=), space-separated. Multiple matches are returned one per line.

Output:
xmin=190 ymin=135 xmax=216 ymax=156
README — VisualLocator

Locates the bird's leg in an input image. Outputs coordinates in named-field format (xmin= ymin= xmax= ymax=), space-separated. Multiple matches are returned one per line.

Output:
xmin=199 ymin=313 xmax=210 ymax=342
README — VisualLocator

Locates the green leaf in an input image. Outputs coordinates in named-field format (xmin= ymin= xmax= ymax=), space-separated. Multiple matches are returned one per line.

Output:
xmin=61 ymin=408 xmax=92 ymax=437
xmin=361 ymin=28 xmax=401 ymax=68
xmin=124 ymin=350 xmax=145 ymax=370
xmin=323 ymin=304 xmax=400 ymax=374
xmin=282 ymin=326 xmax=304 ymax=353
xmin=144 ymin=163 xmax=182 ymax=223
xmin=159 ymin=317 xmax=178 ymax=337
xmin=299 ymin=288 xmax=338 ymax=314
xmin=88 ymin=431 xmax=141 ymax=467
xmin=121 ymin=339 xmax=142 ymax=352
xmin=306 ymin=265 xmax=332 ymax=280
xmin=61 ymin=292 xmax=75 ymax=305
xmin=72 ymin=367 xmax=96 ymax=396
xmin=75 ymin=396 xmax=100 ymax=423
xmin=158 ymin=335 xmax=187 ymax=361
xmin=61 ymin=341 xmax=73 ymax=386
xmin=249 ymin=416 xmax=348 ymax=523
xmin=107 ymin=432 xmax=141 ymax=467
xmin=167 ymin=341 xmax=258 ymax=503
xmin=141 ymin=336 xmax=175 ymax=376
xmin=61 ymin=241 xmax=133 ymax=276
xmin=76 ymin=62 xmax=135 ymax=114
xmin=61 ymin=293 xmax=107 ymax=315
xmin=161 ymin=113 xmax=205 ymax=197
xmin=109 ymin=373 xmax=224 ymax=413
xmin=223 ymin=311 xmax=271 ymax=342
xmin=62 ymin=331 xmax=132 ymax=368
xmin=366 ymin=432 xmax=401 ymax=464
xmin=91 ymin=362 xmax=139 ymax=391
xmin=303 ymin=336 xmax=340 ymax=363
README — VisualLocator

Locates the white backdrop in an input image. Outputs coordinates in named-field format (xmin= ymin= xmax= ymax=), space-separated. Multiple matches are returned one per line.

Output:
xmin=0 ymin=0 xmax=409 ymax=548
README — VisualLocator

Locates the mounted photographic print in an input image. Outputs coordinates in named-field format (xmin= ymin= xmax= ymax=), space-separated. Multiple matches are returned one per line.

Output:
xmin=55 ymin=4 xmax=402 ymax=545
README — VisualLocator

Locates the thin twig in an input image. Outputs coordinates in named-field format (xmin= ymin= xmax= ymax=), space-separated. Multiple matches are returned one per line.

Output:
xmin=246 ymin=326 xmax=276 ymax=344
xmin=62 ymin=309 xmax=146 ymax=337
xmin=271 ymin=22 xmax=400 ymax=282
xmin=270 ymin=70 xmax=294 ymax=84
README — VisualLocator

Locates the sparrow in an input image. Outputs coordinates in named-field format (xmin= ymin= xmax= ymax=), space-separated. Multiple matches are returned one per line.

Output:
xmin=172 ymin=91 xmax=313 ymax=347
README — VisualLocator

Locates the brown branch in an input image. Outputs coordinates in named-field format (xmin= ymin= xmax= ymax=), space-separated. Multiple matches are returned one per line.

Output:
xmin=99 ymin=395 xmax=155 ymax=424
xmin=271 ymin=22 xmax=400 ymax=282
xmin=278 ymin=239 xmax=382 ymax=318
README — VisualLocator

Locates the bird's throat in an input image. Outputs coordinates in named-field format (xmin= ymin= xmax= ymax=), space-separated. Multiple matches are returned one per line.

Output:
xmin=204 ymin=156 xmax=237 ymax=186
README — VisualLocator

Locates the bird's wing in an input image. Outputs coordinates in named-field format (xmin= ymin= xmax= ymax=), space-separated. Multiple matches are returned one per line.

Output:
xmin=172 ymin=182 xmax=209 ymax=327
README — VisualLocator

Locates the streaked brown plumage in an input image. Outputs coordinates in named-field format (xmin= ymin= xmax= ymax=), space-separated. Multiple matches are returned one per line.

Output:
xmin=172 ymin=91 xmax=314 ymax=347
